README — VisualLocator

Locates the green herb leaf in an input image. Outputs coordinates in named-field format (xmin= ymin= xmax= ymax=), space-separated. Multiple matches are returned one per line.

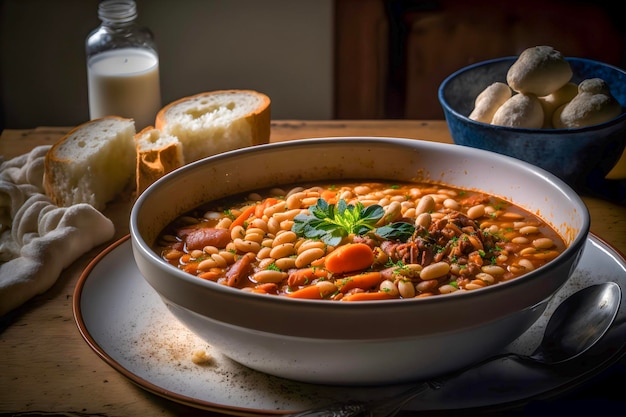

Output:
xmin=375 ymin=222 xmax=416 ymax=241
xmin=292 ymin=198 xmax=415 ymax=245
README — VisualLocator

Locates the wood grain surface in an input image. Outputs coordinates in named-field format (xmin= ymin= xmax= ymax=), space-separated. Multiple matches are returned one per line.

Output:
xmin=1 ymin=120 xmax=624 ymax=416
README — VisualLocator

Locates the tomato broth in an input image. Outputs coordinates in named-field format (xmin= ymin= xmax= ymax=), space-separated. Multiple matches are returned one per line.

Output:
xmin=155 ymin=181 xmax=567 ymax=301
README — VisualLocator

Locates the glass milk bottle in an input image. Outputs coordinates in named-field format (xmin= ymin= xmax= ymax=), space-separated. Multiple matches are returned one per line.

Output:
xmin=86 ymin=0 xmax=161 ymax=129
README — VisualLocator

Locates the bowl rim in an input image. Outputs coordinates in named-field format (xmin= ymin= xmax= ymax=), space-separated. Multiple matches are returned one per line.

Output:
xmin=130 ymin=137 xmax=591 ymax=314
xmin=437 ymin=56 xmax=626 ymax=133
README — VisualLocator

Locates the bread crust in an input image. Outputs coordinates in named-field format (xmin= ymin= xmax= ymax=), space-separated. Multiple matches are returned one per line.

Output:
xmin=134 ymin=126 xmax=184 ymax=195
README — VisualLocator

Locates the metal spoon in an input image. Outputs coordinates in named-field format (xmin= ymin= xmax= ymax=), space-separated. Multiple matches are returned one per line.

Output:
xmin=289 ymin=281 xmax=622 ymax=417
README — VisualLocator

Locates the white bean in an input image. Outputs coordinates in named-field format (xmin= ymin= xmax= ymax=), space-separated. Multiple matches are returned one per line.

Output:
xmin=257 ymin=246 xmax=272 ymax=259
xmin=339 ymin=190 xmax=354 ymax=201
xmin=258 ymin=258 xmax=275 ymax=269
xmin=253 ymin=270 xmax=287 ymax=283
xmin=263 ymin=200 xmax=287 ymax=217
xmin=416 ymin=195 xmax=435 ymax=215
xmin=280 ymin=220 xmax=295 ymax=230
xmin=230 ymin=225 xmax=245 ymax=241
xmin=297 ymin=240 xmax=326 ymax=254
xmin=203 ymin=211 xmax=222 ymax=220
xmin=273 ymin=209 xmax=302 ymax=223
xmin=248 ymin=218 xmax=268 ymax=231
xmin=397 ymin=280 xmax=416 ymax=298
xmin=465 ymin=282 xmax=485 ymax=290
xmin=270 ymin=187 xmax=287 ymax=197
xmin=295 ymin=248 xmax=325 ymax=268
xmin=284 ymin=187 xmax=303 ymax=197
xmin=466 ymin=204 xmax=485 ymax=220
xmin=475 ymin=272 xmax=495 ymax=283
xmin=203 ymin=246 xmax=218 ymax=255
xmin=354 ymin=185 xmax=371 ymax=195
xmin=275 ymin=257 xmax=297 ymax=270
xmin=272 ymin=230 xmax=297 ymax=246
xmin=419 ymin=262 xmax=450 ymax=280
xmin=415 ymin=212 xmax=431 ymax=229
xmin=481 ymin=265 xmax=505 ymax=275
xmin=316 ymin=280 xmax=339 ymax=298
xmin=210 ymin=253 xmax=228 ymax=268
xmin=443 ymin=198 xmax=460 ymax=210
xmin=500 ymin=212 xmax=525 ymax=220
xmin=286 ymin=192 xmax=306 ymax=209
xmin=379 ymin=280 xmax=399 ymax=297
xmin=533 ymin=237 xmax=555 ymax=249
xmin=197 ymin=258 xmax=217 ymax=271
xmin=510 ymin=258 xmax=535 ymax=274
xmin=244 ymin=228 xmax=265 ymax=243
xmin=438 ymin=284 xmax=459 ymax=294
xmin=270 ymin=243 xmax=296 ymax=259
xmin=266 ymin=217 xmax=281 ymax=235
xmin=218 ymin=250 xmax=236 ymax=264
xmin=216 ymin=217 xmax=232 ymax=229
xmin=234 ymin=238 xmax=261 ymax=254
xmin=247 ymin=192 xmax=263 ymax=201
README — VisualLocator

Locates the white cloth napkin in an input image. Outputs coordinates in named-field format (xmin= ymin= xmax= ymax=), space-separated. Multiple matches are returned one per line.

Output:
xmin=0 ymin=145 xmax=115 ymax=316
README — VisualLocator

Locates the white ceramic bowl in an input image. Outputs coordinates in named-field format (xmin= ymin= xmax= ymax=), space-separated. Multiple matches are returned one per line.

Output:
xmin=130 ymin=137 xmax=589 ymax=386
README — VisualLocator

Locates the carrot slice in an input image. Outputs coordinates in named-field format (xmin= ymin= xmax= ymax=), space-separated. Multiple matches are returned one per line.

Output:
xmin=182 ymin=262 xmax=200 ymax=274
xmin=288 ymin=267 xmax=329 ymax=287
xmin=287 ymin=285 xmax=326 ymax=299
xmin=342 ymin=291 xmax=396 ymax=301
xmin=229 ymin=204 xmax=257 ymax=230
xmin=320 ymin=189 xmax=338 ymax=204
xmin=336 ymin=271 xmax=383 ymax=293
xmin=254 ymin=197 xmax=279 ymax=218
xmin=198 ymin=271 xmax=220 ymax=281
xmin=324 ymin=243 xmax=374 ymax=274
xmin=287 ymin=282 xmax=337 ymax=299
xmin=254 ymin=283 xmax=279 ymax=294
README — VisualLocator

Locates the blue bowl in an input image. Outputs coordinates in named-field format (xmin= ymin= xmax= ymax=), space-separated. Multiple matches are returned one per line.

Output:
xmin=438 ymin=57 xmax=626 ymax=194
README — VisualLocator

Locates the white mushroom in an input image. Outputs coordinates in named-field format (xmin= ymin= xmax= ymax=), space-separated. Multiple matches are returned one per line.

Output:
xmin=469 ymin=82 xmax=512 ymax=123
xmin=552 ymin=78 xmax=622 ymax=128
xmin=491 ymin=93 xmax=544 ymax=128
xmin=538 ymin=82 xmax=578 ymax=128
xmin=506 ymin=46 xmax=573 ymax=96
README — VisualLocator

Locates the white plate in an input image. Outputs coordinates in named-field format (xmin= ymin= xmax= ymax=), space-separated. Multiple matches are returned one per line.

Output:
xmin=73 ymin=234 xmax=626 ymax=416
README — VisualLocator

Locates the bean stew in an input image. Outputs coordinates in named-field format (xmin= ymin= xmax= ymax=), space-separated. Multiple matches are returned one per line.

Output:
xmin=155 ymin=181 xmax=567 ymax=301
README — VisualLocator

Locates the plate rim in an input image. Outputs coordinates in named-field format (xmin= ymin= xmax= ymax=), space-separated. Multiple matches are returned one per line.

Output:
xmin=72 ymin=233 xmax=626 ymax=416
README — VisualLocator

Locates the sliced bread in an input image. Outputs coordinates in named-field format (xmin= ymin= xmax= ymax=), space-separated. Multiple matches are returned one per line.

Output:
xmin=155 ymin=90 xmax=271 ymax=163
xmin=134 ymin=126 xmax=184 ymax=195
xmin=43 ymin=116 xmax=136 ymax=211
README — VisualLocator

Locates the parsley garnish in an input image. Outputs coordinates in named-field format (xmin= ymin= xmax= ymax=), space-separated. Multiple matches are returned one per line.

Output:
xmin=267 ymin=262 xmax=281 ymax=271
xmin=292 ymin=198 xmax=415 ymax=246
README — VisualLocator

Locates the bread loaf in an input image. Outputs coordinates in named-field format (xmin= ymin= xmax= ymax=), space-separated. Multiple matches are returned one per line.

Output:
xmin=43 ymin=116 xmax=136 ymax=211
xmin=134 ymin=126 xmax=184 ymax=195
xmin=155 ymin=90 xmax=271 ymax=163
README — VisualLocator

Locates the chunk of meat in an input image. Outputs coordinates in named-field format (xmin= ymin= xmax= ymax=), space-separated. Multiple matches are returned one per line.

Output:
xmin=225 ymin=255 xmax=253 ymax=287
xmin=183 ymin=228 xmax=231 ymax=250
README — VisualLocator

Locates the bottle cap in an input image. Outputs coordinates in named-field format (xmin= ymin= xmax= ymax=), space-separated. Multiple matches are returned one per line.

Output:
xmin=98 ymin=0 xmax=138 ymax=24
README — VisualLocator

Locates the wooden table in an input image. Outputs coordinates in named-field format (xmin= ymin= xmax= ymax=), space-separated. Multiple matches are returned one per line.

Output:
xmin=1 ymin=120 xmax=625 ymax=416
